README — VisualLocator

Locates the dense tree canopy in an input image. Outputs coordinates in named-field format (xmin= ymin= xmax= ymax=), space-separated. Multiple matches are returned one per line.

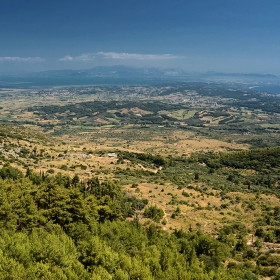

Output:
xmin=0 ymin=164 xmax=276 ymax=279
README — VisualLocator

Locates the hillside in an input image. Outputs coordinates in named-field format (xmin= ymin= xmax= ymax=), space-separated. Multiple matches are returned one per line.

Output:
xmin=0 ymin=123 xmax=280 ymax=279
xmin=0 ymin=82 xmax=280 ymax=279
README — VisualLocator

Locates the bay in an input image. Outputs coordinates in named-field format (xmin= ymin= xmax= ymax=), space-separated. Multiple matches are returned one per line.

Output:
xmin=255 ymin=85 xmax=280 ymax=94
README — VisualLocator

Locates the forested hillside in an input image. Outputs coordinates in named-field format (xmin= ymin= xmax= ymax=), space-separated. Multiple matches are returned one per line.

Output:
xmin=0 ymin=164 xmax=269 ymax=280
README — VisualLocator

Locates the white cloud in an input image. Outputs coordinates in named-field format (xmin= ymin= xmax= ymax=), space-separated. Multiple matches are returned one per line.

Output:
xmin=98 ymin=52 xmax=180 ymax=60
xmin=58 ymin=53 xmax=95 ymax=62
xmin=0 ymin=56 xmax=44 ymax=62
xmin=58 ymin=52 xmax=181 ymax=62
xmin=76 ymin=53 xmax=95 ymax=61
xmin=58 ymin=55 xmax=74 ymax=61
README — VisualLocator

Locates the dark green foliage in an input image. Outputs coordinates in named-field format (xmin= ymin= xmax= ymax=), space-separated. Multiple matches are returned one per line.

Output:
xmin=90 ymin=179 xmax=122 ymax=200
xmin=0 ymin=168 xmax=264 ymax=279
xmin=0 ymin=164 xmax=23 ymax=180
xmin=0 ymin=226 xmax=89 ymax=279
xmin=71 ymin=174 xmax=80 ymax=186
xmin=46 ymin=168 xmax=55 ymax=174
xmin=257 ymin=254 xmax=280 ymax=267
xmin=188 ymin=146 xmax=280 ymax=195
xmin=196 ymin=146 xmax=280 ymax=171
xmin=26 ymin=168 xmax=44 ymax=185
xmin=143 ymin=205 xmax=164 ymax=223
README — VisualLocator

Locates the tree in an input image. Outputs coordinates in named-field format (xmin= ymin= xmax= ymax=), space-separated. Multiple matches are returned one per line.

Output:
xmin=71 ymin=174 xmax=80 ymax=187
xmin=143 ymin=206 xmax=164 ymax=223
xmin=0 ymin=165 xmax=23 ymax=180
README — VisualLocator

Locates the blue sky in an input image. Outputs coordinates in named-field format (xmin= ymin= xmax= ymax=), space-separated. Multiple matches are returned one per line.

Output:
xmin=1 ymin=0 xmax=280 ymax=75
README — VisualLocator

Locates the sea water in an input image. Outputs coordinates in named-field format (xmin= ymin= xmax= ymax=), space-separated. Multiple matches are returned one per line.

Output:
xmin=255 ymin=85 xmax=280 ymax=94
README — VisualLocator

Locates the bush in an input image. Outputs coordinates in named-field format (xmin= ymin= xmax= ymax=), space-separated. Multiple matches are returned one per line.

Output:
xmin=60 ymin=165 xmax=68 ymax=171
xmin=143 ymin=205 xmax=164 ymax=223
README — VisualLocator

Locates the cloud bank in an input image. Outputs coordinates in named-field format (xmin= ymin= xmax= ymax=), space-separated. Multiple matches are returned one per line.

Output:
xmin=58 ymin=52 xmax=181 ymax=62
xmin=97 ymin=52 xmax=181 ymax=60
xmin=59 ymin=53 xmax=95 ymax=62
xmin=0 ymin=56 xmax=44 ymax=62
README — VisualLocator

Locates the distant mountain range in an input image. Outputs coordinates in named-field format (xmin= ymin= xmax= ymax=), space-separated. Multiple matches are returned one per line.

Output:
xmin=0 ymin=66 xmax=279 ymax=88
xmin=200 ymin=71 xmax=278 ymax=81
xmin=26 ymin=65 xmax=278 ymax=82
xmin=27 ymin=65 xmax=187 ymax=79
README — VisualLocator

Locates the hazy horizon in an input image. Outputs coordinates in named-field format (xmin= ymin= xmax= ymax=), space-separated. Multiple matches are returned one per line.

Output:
xmin=1 ymin=0 xmax=280 ymax=75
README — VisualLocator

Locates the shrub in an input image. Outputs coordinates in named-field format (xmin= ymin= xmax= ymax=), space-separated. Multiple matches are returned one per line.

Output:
xmin=143 ymin=205 xmax=164 ymax=223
